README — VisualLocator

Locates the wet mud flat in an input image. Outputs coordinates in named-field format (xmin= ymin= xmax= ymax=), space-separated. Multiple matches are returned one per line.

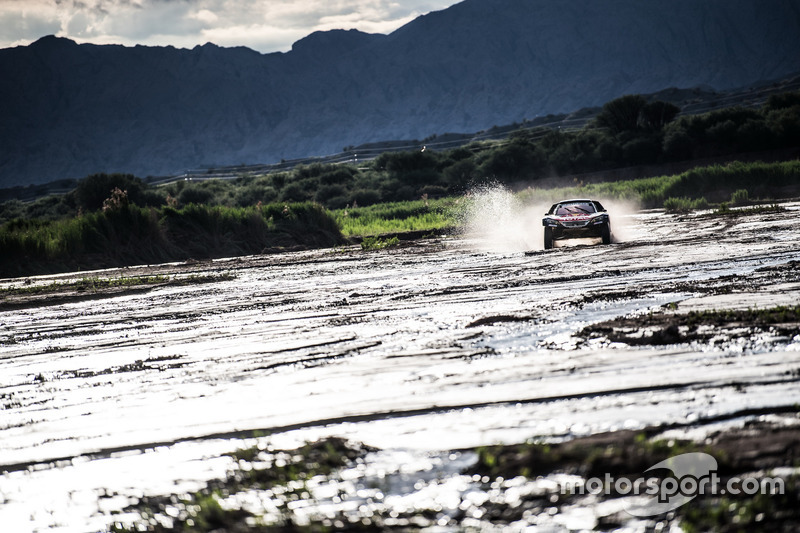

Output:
xmin=1 ymin=202 xmax=800 ymax=531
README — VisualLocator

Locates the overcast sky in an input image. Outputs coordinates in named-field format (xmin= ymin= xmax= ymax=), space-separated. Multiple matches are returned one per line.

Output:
xmin=0 ymin=0 xmax=461 ymax=52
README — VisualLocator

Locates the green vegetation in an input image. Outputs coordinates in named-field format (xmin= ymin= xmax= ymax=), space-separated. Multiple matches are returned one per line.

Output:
xmin=1 ymin=90 xmax=799 ymax=277
xmin=0 ymin=275 xmax=168 ymax=296
xmin=0 ymin=201 xmax=343 ymax=277
xmin=471 ymin=431 xmax=717 ymax=481
xmin=680 ymin=480 xmax=799 ymax=533
xmin=333 ymin=197 xmax=459 ymax=237
xmin=470 ymin=429 xmax=799 ymax=532
xmin=360 ymin=235 xmax=399 ymax=251
xmin=3 ymin=90 xmax=799 ymax=225
xmin=112 ymin=437 xmax=372 ymax=533
xmin=581 ymin=304 xmax=800 ymax=347
xmin=682 ymin=305 xmax=800 ymax=327
xmin=709 ymin=203 xmax=786 ymax=217
xmin=518 ymin=159 xmax=800 ymax=209
xmin=663 ymin=196 xmax=709 ymax=213
xmin=730 ymin=188 xmax=751 ymax=206
xmin=0 ymin=273 xmax=234 ymax=297
xmin=108 ymin=427 xmax=799 ymax=532
xmin=2 ymin=159 xmax=798 ymax=277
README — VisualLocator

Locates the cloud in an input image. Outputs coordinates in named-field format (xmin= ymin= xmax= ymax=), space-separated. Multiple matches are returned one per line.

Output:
xmin=0 ymin=7 xmax=61 ymax=46
xmin=0 ymin=0 xmax=459 ymax=52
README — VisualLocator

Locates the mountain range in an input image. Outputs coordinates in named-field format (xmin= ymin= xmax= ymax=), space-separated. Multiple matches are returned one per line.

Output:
xmin=2 ymin=0 xmax=799 ymax=188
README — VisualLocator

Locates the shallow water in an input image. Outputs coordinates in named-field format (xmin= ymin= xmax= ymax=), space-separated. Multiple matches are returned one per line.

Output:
xmin=1 ymin=204 xmax=800 ymax=531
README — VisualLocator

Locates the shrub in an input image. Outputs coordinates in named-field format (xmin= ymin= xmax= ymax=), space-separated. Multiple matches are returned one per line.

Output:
xmin=360 ymin=235 xmax=399 ymax=251
xmin=663 ymin=196 xmax=708 ymax=213
xmin=374 ymin=150 xmax=439 ymax=175
xmin=74 ymin=173 xmax=144 ymax=211
xmin=442 ymin=158 xmax=478 ymax=188
xmin=177 ymin=185 xmax=214 ymax=205
xmin=662 ymin=125 xmax=693 ymax=161
xmin=418 ymin=185 xmax=449 ymax=198
xmin=478 ymin=140 xmax=545 ymax=182
xmin=234 ymin=185 xmax=278 ymax=207
xmin=314 ymin=184 xmax=348 ymax=205
xmin=280 ymin=182 xmax=313 ymax=202
xmin=318 ymin=167 xmax=356 ymax=185
xmin=0 ymin=202 xmax=343 ymax=277
xmin=664 ymin=160 xmax=800 ymax=202
xmin=639 ymin=101 xmax=680 ymax=130
xmin=349 ymin=189 xmax=381 ymax=207
xmin=767 ymin=105 xmax=800 ymax=144
xmin=730 ymin=189 xmax=750 ymax=206
xmin=764 ymin=91 xmax=800 ymax=111
xmin=270 ymin=173 xmax=287 ymax=189
xmin=594 ymin=94 xmax=647 ymax=134
xmin=622 ymin=136 xmax=662 ymax=165
xmin=102 ymin=188 xmax=129 ymax=212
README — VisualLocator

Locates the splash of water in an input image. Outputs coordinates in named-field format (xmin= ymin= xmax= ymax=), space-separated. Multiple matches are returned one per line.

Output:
xmin=459 ymin=183 xmax=545 ymax=252
xmin=458 ymin=184 xmax=639 ymax=251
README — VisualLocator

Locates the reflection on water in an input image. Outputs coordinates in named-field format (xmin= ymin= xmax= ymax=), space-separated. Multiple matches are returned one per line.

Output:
xmin=2 ymin=205 xmax=800 ymax=531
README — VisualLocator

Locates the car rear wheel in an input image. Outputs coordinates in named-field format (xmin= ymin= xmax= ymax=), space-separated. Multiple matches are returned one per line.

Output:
xmin=544 ymin=227 xmax=554 ymax=249
xmin=601 ymin=223 xmax=611 ymax=244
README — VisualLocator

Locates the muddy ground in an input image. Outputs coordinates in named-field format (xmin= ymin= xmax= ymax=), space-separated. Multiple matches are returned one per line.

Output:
xmin=1 ymin=202 xmax=799 ymax=532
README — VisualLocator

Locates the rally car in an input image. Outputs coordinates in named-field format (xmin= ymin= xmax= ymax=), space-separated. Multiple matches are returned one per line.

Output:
xmin=542 ymin=199 xmax=611 ymax=249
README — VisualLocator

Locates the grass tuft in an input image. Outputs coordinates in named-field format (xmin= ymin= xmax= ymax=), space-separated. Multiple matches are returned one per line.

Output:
xmin=663 ymin=196 xmax=709 ymax=213
xmin=360 ymin=236 xmax=400 ymax=251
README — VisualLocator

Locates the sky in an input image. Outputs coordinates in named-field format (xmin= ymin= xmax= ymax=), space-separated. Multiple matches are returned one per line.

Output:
xmin=0 ymin=0 xmax=461 ymax=53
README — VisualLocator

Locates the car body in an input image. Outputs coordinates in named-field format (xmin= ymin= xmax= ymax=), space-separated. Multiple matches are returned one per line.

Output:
xmin=542 ymin=199 xmax=611 ymax=249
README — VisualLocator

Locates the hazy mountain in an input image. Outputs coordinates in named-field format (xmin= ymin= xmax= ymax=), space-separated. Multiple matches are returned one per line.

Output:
xmin=2 ymin=0 xmax=799 ymax=187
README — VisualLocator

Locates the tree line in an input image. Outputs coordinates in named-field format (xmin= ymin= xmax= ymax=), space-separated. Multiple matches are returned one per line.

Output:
xmin=1 ymin=91 xmax=798 ymax=223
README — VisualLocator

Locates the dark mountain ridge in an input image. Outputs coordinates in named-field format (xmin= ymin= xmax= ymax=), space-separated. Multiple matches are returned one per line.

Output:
xmin=2 ymin=0 xmax=799 ymax=187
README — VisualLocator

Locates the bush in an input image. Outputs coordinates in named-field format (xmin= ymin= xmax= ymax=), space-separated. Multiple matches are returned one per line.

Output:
xmin=314 ymin=184 xmax=348 ymax=205
xmin=622 ymin=136 xmax=662 ymax=165
xmin=0 ymin=202 xmax=344 ymax=277
xmin=360 ymin=235 xmax=399 ymax=251
xmin=281 ymin=182 xmax=313 ymax=202
xmin=0 ymin=195 xmax=76 ymax=224
xmin=639 ymin=101 xmax=680 ymax=130
xmin=349 ymin=189 xmax=381 ymax=207
xmin=664 ymin=160 xmax=800 ymax=202
xmin=663 ymin=196 xmax=708 ymax=213
xmin=7 ymin=89 xmax=800 ymax=239
xmin=374 ymin=150 xmax=439 ymax=175
xmin=319 ymin=167 xmax=356 ymax=185
xmin=662 ymin=125 xmax=693 ymax=161
xmin=74 ymin=173 xmax=145 ymax=211
xmin=764 ymin=91 xmax=800 ymax=111
xmin=478 ymin=140 xmax=545 ymax=182
xmin=418 ymin=185 xmax=449 ymax=198
xmin=442 ymin=158 xmax=478 ymax=188
xmin=178 ymin=185 xmax=214 ymax=205
xmin=594 ymin=94 xmax=647 ymax=134
xmin=270 ymin=173 xmax=287 ymax=189
xmin=767 ymin=105 xmax=800 ymax=145
xmin=730 ymin=189 xmax=750 ymax=206
xmin=593 ymin=139 xmax=623 ymax=165
xmin=234 ymin=185 xmax=278 ymax=206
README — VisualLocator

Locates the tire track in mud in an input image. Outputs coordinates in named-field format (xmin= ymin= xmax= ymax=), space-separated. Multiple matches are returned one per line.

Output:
xmin=3 ymin=376 xmax=796 ymax=475
xmin=1 ymin=205 xmax=800 ymax=532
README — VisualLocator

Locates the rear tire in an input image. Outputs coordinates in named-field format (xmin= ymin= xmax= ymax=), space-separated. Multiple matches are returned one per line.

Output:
xmin=601 ymin=223 xmax=611 ymax=244
xmin=544 ymin=227 xmax=554 ymax=249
